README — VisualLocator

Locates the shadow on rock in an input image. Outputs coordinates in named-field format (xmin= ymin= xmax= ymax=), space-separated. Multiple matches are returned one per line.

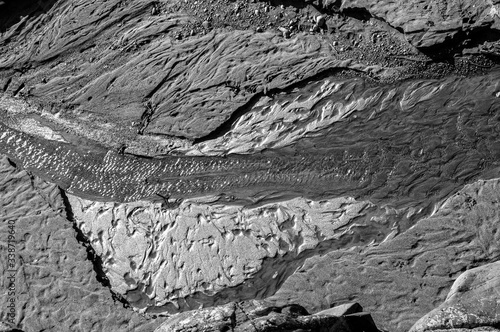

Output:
xmin=0 ymin=0 xmax=58 ymax=33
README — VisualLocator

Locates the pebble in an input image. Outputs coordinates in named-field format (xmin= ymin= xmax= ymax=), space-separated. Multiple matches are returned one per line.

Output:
xmin=316 ymin=15 xmax=325 ymax=28
xmin=278 ymin=27 xmax=290 ymax=38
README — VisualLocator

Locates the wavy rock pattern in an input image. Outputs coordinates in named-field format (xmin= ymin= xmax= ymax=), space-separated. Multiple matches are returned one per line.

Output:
xmin=68 ymin=193 xmax=386 ymax=310
xmin=0 ymin=156 xmax=162 ymax=331
xmin=1 ymin=1 xmax=500 ymax=331
xmin=270 ymin=177 xmax=500 ymax=331
xmin=0 ymin=0 xmax=387 ymax=143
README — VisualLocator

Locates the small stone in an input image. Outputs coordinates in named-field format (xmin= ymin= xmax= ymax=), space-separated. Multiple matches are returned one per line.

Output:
xmin=256 ymin=26 xmax=263 ymax=33
xmin=278 ymin=27 xmax=290 ymax=38
xmin=254 ymin=9 xmax=259 ymax=15
xmin=316 ymin=15 xmax=325 ymax=28
xmin=202 ymin=20 xmax=210 ymax=29
xmin=264 ymin=6 xmax=269 ymax=12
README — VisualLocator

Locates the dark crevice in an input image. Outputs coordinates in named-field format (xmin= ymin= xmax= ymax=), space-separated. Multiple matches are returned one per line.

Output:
xmin=418 ymin=26 xmax=500 ymax=60
xmin=193 ymin=67 xmax=374 ymax=144
xmin=340 ymin=7 xmax=372 ymax=22
xmin=12 ymin=82 xmax=25 ymax=96
xmin=137 ymin=101 xmax=155 ymax=135
xmin=2 ymin=76 xmax=12 ymax=92
xmin=6 ymin=157 xmax=17 ymax=169
xmin=59 ymin=189 xmax=131 ymax=309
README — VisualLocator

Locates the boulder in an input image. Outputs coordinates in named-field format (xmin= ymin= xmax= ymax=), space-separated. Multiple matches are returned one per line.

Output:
xmin=410 ymin=261 xmax=500 ymax=332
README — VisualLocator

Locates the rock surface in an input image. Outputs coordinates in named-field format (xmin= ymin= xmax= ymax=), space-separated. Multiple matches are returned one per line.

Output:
xmin=1 ymin=0 xmax=498 ymax=157
xmin=1 ymin=0 xmax=500 ymax=331
xmin=268 ymin=178 xmax=500 ymax=331
xmin=0 ymin=156 xmax=162 ymax=331
xmin=68 ymin=193 xmax=383 ymax=311
xmin=410 ymin=261 xmax=500 ymax=332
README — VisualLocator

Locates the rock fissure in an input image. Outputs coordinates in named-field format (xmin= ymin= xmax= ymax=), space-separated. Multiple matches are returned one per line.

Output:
xmin=59 ymin=189 xmax=132 ymax=309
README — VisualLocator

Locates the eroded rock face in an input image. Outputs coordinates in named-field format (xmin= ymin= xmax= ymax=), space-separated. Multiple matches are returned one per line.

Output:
xmin=0 ymin=156 xmax=162 ymax=331
xmin=68 ymin=193 xmax=390 ymax=311
xmin=336 ymin=0 xmax=500 ymax=49
xmin=410 ymin=261 xmax=500 ymax=332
